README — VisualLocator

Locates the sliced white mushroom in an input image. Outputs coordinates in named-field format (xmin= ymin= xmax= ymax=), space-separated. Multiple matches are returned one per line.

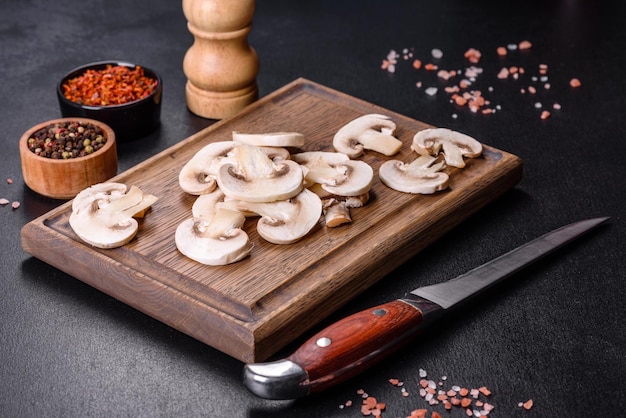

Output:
xmin=292 ymin=151 xmax=374 ymax=197
xmin=178 ymin=141 xmax=238 ymax=195
xmin=232 ymin=131 xmax=305 ymax=147
xmin=411 ymin=128 xmax=483 ymax=168
xmin=236 ymin=188 xmax=322 ymax=244
xmin=309 ymin=184 xmax=370 ymax=228
xmin=72 ymin=182 xmax=127 ymax=211
xmin=175 ymin=207 xmax=252 ymax=266
xmin=258 ymin=146 xmax=291 ymax=162
xmin=191 ymin=189 xmax=226 ymax=220
xmin=379 ymin=155 xmax=450 ymax=194
xmin=69 ymin=183 xmax=158 ymax=249
xmin=333 ymin=114 xmax=403 ymax=158
xmin=217 ymin=144 xmax=304 ymax=203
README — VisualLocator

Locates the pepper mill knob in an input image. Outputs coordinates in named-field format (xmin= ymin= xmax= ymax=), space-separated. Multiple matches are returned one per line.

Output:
xmin=182 ymin=0 xmax=259 ymax=119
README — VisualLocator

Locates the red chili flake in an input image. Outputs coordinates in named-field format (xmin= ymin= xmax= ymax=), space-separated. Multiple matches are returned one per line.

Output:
xmin=496 ymin=46 xmax=507 ymax=56
xmin=413 ymin=59 xmax=423 ymax=70
xmin=63 ymin=64 xmax=158 ymax=106
xmin=424 ymin=63 xmax=438 ymax=71
xmin=541 ymin=110 xmax=551 ymax=120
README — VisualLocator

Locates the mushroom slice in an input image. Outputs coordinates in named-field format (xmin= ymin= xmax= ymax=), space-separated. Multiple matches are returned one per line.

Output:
xmin=320 ymin=160 xmax=373 ymax=197
xmin=69 ymin=183 xmax=158 ymax=249
xmin=217 ymin=144 xmax=304 ymax=203
xmin=379 ymin=155 xmax=450 ymax=194
xmin=236 ymin=188 xmax=322 ymax=244
xmin=175 ymin=208 xmax=252 ymax=266
xmin=310 ymin=184 xmax=370 ymax=228
xmin=292 ymin=151 xmax=374 ymax=196
xmin=333 ymin=114 xmax=403 ymax=158
xmin=411 ymin=128 xmax=483 ymax=168
xmin=258 ymin=146 xmax=291 ymax=162
xmin=232 ymin=131 xmax=305 ymax=147
xmin=178 ymin=141 xmax=238 ymax=195
xmin=292 ymin=151 xmax=350 ymax=188
xmin=191 ymin=189 xmax=226 ymax=220
xmin=72 ymin=182 xmax=127 ymax=211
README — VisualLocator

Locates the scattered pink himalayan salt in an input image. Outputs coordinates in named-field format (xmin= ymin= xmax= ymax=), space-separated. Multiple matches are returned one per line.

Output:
xmin=570 ymin=78 xmax=582 ymax=87
xmin=519 ymin=40 xmax=532 ymax=50
xmin=464 ymin=48 xmax=482 ymax=64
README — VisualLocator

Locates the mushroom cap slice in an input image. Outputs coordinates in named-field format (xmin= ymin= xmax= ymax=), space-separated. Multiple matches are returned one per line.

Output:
xmin=379 ymin=155 xmax=450 ymax=194
xmin=217 ymin=144 xmax=304 ymax=203
xmin=411 ymin=128 xmax=483 ymax=168
xmin=178 ymin=141 xmax=238 ymax=195
xmin=292 ymin=152 xmax=373 ymax=196
xmin=72 ymin=182 xmax=127 ymax=211
xmin=69 ymin=184 xmax=158 ymax=249
xmin=232 ymin=131 xmax=305 ymax=147
xmin=320 ymin=159 xmax=374 ymax=197
xmin=333 ymin=114 xmax=402 ymax=158
xmin=175 ymin=210 xmax=252 ymax=266
xmin=236 ymin=188 xmax=323 ymax=244
xmin=292 ymin=151 xmax=350 ymax=187
xmin=191 ymin=189 xmax=226 ymax=220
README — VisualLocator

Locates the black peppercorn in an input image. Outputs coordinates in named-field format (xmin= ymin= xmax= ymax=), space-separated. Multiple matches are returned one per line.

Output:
xmin=27 ymin=121 xmax=107 ymax=159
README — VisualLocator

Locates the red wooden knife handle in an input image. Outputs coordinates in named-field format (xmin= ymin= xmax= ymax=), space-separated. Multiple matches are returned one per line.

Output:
xmin=243 ymin=298 xmax=443 ymax=399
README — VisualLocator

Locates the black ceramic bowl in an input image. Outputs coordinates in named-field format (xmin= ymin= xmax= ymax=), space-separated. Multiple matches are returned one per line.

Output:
xmin=57 ymin=61 xmax=162 ymax=141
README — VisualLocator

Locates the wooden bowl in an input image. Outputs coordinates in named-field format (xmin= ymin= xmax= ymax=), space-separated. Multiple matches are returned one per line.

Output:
xmin=19 ymin=118 xmax=118 ymax=199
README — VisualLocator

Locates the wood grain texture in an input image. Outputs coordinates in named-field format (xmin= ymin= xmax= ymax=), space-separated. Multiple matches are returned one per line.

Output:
xmin=20 ymin=79 xmax=522 ymax=362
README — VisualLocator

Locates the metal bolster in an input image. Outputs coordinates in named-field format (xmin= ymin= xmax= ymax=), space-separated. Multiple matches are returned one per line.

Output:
xmin=243 ymin=359 xmax=309 ymax=400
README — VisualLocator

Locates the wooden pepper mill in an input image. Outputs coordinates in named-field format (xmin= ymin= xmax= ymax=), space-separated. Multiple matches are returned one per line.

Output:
xmin=182 ymin=0 xmax=259 ymax=119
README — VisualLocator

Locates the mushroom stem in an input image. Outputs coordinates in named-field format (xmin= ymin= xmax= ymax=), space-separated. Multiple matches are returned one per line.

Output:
xmin=324 ymin=201 xmax=352 ymax=227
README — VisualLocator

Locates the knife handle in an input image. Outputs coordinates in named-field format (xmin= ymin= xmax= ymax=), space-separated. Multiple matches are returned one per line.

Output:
xmin=243 ymin=298 xmax=443 ymax=399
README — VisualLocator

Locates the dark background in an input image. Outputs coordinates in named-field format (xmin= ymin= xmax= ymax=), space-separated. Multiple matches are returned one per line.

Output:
xmin=1 ymin=1 xmax=624 ymax=417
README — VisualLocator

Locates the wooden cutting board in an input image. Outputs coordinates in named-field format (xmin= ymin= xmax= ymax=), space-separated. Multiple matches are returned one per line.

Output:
xmin=21 ymin=78 xmax=522 ymax=363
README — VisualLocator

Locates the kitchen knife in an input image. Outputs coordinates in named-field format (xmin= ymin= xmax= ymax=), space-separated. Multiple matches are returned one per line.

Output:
xmin=243 ymin=217 xmax=609 ymax=400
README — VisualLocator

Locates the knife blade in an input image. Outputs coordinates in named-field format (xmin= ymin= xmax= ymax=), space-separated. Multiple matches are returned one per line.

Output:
xmin=243 ymin=217 xmax=609 ymax=400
